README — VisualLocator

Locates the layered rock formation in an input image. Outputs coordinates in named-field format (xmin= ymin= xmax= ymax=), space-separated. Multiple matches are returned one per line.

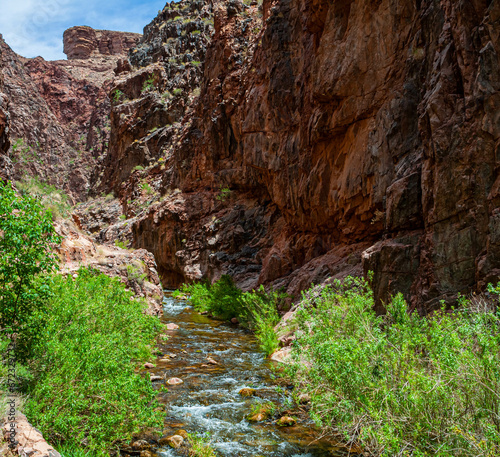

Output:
xmin=0 ymin=42 xmax=11 ymax=180
xmin=63 ymin=26 xmax=141 ymax=60
xmin=0 ymin=26 xmax=140 ymax=200
xmin=91 ymin=0 xmax=500 ymax=312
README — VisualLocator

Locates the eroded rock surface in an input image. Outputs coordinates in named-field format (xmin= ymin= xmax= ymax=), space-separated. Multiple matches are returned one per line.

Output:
xmin=63 ymin=26 xmax=141 ymax=60
xmin=91 ymin=0 xmax=499 ymax=312
xmin=56 ymin=219 xmax=163 ymax=314
xmin=1 ymin=0 xmax=499 ymax=312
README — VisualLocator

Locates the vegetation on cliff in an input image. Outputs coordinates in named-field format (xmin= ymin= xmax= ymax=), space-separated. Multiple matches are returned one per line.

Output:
xmin=286 ymin=277 xmax=500 ymax=457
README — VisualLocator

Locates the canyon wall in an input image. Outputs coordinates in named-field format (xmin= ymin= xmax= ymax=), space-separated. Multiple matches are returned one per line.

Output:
xmin=63 ymin=26 xmax=141 ymax=60
xmin=0 ymin=27 xmax=140 ymax=200
xmin=1 ymin=1 xmax=498 ymax=312
xmin=97 ymin=0 xmax=499 ymax=312
xmin=0 ymin=42 xmax=11 ymax=180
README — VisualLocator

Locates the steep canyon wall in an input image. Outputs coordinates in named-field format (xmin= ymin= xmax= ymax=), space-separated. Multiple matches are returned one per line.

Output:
xmin=106 ymin=0 xmax=500 ymax=312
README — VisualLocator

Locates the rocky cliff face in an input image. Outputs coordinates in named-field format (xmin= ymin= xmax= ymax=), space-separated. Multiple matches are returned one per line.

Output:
xmin=0 ymin=43 xmax=10 ymax=178
xmin=1 ymin=1 xmax=498 ymax=312
xmin=63 ymin=26 xmax=141 ymax=60
xmin=92 ymin=0 xmax=499 ymax=312
xmin=0 ymin=27 xmax=140 ymax=200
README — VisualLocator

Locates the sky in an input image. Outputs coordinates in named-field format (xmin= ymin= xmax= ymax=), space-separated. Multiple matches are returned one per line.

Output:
xmin=0 ymin=0 xmax=173 ymax=60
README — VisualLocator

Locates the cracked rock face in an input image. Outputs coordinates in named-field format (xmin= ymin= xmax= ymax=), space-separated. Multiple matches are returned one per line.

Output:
xmin=1 ymin=0 xmax=499 ymax=313
xmin=63 ymin=26 xmax=141 ymax=60
xmin=94 ymin=0 xmax=500 ymax=313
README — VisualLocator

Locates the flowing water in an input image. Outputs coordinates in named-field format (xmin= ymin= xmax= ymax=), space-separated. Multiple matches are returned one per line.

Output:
xmin=146 ymin=293 xmax=353 ymax=457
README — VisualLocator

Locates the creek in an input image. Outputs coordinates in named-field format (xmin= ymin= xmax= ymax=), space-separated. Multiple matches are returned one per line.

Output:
xmin=144 ymin=293 xmax=354 ymax=457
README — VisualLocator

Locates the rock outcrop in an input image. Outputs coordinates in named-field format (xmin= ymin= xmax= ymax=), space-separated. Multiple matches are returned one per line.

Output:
xmin=0 ymin=40 xmax=11 ymax=180
xmin=0 ymin=26 xmax=140 ymax=200
xmin=56 ymin=219 xmax=163 ymax=314
xmin=2 ymin=411 xmax=61 ymax=457
xmin=90 ymin=0 xmax=500 ymax=313
xmin=63 ymin=26 xmax=141 ymax=60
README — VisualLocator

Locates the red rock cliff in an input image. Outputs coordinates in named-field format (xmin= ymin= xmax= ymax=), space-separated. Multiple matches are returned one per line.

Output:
xmin=63 ymin=26 xmax=141 ymax=60
xmin=97 ymin=0 xmax=500 ymax=313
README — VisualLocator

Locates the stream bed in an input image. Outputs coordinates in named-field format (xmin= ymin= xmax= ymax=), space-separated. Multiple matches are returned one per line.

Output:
xmin=145 ymin=293 xmax=353 ymax=457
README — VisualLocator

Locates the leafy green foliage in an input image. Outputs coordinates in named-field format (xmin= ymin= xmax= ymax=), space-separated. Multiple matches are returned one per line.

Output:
xmin=216 ymin=186 xmax=232 ymax=202
xmin=114 ymin=239 xmax=129 ymax=249
xmin=187 ymin=433 xmax=218 ymax=457
xmin=0 ymin=181 xmax=61 ymax=341
xmin=126 ymin=262 xmax=147 ymax=286
xmin=238 ymin=286 xmax=284 ymax=355
xmin=24 ymin=268 xmax=163 ymax=456
xmin=286 ymin=277 xmax=500 ymax=457
xmin=141 ymin=76 xmax=155 ymax=94
xmin=112 ymin=89 xmax=124 ymax=103
xmin=178 ymin=277 xmax=285 ymax=355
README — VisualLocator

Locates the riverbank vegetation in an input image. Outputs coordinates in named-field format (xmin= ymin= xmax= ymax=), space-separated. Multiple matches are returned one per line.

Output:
xmin=175 ymin=276 xmax=286 ymax=355
xmin=0 ymin=182 xmax=163 ymax=456
xmin=24 ymin=269 xmax=163 ymax=455
xmin=286 ymin=277 xmax=500 ymax=457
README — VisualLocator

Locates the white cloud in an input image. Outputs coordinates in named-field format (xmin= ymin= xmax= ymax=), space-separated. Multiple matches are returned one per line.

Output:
xmin=0 ymin=0 xmax=166 ymax=60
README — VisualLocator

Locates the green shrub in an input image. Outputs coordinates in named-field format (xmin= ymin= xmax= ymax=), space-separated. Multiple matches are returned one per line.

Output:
xmin=187 ymin=433 xmax=218 ymax=457
xmin=24 ymin=268 xmax=163 ymax=456
xmin=239 ymin=286 xmax=282 ymax=355
xmin=114 ymin=239 xmax=129 ymax=249
xmin=181 ymin=275 xmax=241 ymax=320
xmin=126 ymin=263 xmax=147 ymax=286
xmin=141 ymin=76 xmax=155 ymax=94
xmin=216 ymin=186 xmax=232 ymax=202
xmin=112 ymin=89 xmax=124 ymax=103
xmin=286 ymin=277 xmax=500 ymax=457
xmin=0 ymin=181 xmax=61 ymax=345
xmin=178 ymin=277 xmax=286 ymax=355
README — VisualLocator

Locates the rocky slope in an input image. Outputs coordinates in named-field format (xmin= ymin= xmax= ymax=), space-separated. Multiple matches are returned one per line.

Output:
xmin=84 ymin=0 xmax=500 ymax=313
xmin=63 ymin=26 xmax=141 ymax=60
xmin=0 ymin=26 xmax=140 ymax=200
xmin=0 ymin=46 xmax=10 ymax=180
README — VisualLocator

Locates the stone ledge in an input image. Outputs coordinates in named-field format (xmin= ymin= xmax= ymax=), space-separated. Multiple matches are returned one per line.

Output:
xmin=2 ymin=412 xmax=61 ymax=457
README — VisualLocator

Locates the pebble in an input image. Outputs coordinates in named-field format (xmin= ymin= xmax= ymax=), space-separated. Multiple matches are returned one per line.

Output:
xmin=231 ymin=317 xmax=238 ymax=324
xmin=132 ymin=440 xmax=150 ymax=450
xmin=207 ymin=357 xmax=218 ymax=365
xmin=276 ymin=416 xmax=297 ymax=427
xmin=247 ymin=412 xmax=267 ymax=422
xmin=166 ymin=435 xmax=184 ymax=448
xmin=144 ymin=362 xmax=155 ymax=369
xmin=166 ymin=323 xmax=179 ymax=330
xmin=298 ymin=393 xmax=311 ymax=404
xmin=159 ymin=358 xmax=171 ymax=363
xmin=150 ymin=375 xmax=163 ymax=382
xmin=239 ymin=388 xmax=256 ymax=397
xmin=167 ymin=377 xmax=183 ymax=385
